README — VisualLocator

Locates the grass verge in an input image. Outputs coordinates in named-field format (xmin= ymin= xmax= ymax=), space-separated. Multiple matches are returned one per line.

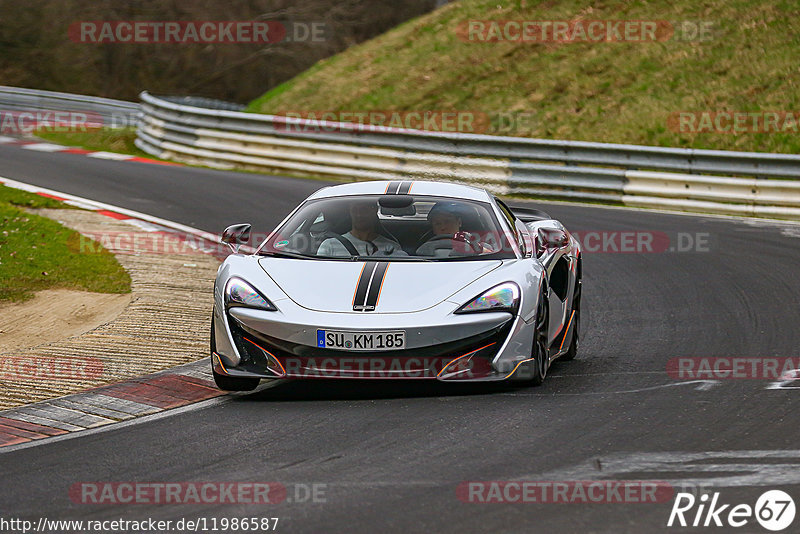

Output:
xmin=0 ymin=184 xmax=131 ymax=302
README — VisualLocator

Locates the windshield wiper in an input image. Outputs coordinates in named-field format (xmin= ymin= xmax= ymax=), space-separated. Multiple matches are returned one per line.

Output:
xmin=259 ymin=250 xmax=314 ymax=260
xmin=350 ymin=255 xmax=436 ymax=262
xmin=263 ymin=250 xmax=437 ymax=262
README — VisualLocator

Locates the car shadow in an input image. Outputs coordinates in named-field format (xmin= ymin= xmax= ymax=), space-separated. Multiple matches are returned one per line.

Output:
xmin=231 ymin=378 xmax=522 ymax=403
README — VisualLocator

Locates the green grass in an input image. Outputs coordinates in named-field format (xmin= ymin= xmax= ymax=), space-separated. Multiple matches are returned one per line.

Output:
xmin=34 ymin=128 xmax=154 ymax=159
xmin=0 ymin=185 xmax=131 ymax=302
xmin=246 ymin=0 xmax=800 ymax=154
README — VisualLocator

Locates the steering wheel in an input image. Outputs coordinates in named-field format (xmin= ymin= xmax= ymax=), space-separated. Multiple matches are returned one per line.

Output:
xmin=425 ymin=232 xmax=482 ymax=254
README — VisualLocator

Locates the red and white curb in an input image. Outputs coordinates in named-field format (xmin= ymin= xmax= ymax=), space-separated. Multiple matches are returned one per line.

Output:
xmin=0 ymin=360 xmax=221 ymax=448
xmin=0 ymin=175 xmax=256 ymax=257
xmin=0 ymin=135 xmax=181 ymax=166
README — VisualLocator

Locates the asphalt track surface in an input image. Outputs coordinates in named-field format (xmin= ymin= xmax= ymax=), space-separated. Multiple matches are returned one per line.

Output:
xmin=2 ymin=143 xmax=800 ymax=533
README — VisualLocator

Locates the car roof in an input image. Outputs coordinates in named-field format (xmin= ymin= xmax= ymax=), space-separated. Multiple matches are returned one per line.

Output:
xmin=307 ymin=180 xmax=493 ymax=202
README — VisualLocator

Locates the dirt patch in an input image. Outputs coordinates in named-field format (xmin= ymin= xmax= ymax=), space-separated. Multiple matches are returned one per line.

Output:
xmin=0 ymin=289 xmax=131 ymax=355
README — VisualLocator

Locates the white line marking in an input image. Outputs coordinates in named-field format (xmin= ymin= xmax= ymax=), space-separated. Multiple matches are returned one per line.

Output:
xmin=20 ymin=142 xmax=67 ymax=152
xmin=0 ymin=136 xmax=18 ymax=144
xmin=548 ymin=371 xmax=669 ymax=377
xmin=63 ymin=199 xmax=102 ymax=210
xmin=0 ymin=175 xmax=222 ymax=245
xmin=766 ymin=368 xmax=800 ymax=390
xmin=86 ymin=151 xmax=135 ymax=160
xmin=123 ymin=219 xmax=167 ymax=232
xmin=502 ymin=380 xmax=721 ymax=396
xmin=0 ymin=179 xmax=40 ymax=193
xmin=531 ymin=450 xmax=800 ymax=488
xmin=694 ymin=380 xmax=719 ymax=391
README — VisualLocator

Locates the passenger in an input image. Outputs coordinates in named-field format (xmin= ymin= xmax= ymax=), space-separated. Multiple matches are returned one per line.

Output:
xmin=317 ymin=199 xmax=407 ymax=257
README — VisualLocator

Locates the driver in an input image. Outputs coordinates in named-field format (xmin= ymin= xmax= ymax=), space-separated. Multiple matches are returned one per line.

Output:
xmin=415 ymin=202 xmax=477 ymax=257
xmin=317 ymin=199 xmax=407 ymax=257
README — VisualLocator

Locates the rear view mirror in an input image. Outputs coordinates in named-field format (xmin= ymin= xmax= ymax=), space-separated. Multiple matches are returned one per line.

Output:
xmin=221 ymin=223 xmax=251 ymax=253
xmin=378 ymin=195 xmax=414 ymax=208
xmin=537 ymin=227 xmax=568 ymax=251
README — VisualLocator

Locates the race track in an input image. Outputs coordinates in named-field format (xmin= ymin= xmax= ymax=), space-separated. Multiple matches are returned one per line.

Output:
xmin=1 ymin=143 xmax=799 ymax=533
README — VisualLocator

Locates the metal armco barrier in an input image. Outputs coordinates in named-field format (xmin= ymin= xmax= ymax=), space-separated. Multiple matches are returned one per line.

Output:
xmin=136 ymin=91 xmax=800 ymax=220
xmin=5 ymin=86 xmax=797 ymax=221
xmin=0 ymin=86 xmax=140 ymax=129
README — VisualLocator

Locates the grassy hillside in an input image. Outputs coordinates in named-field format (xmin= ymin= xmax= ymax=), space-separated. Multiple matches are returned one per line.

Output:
xmin=247 ymin=0 xmax=800 ymax=154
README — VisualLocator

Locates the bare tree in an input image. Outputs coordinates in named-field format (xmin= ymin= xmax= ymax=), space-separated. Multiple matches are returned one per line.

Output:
xmin=0 ymin=0 xmax=439 ymax=103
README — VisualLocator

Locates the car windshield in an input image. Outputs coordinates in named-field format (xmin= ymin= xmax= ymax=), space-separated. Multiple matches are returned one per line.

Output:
xmin=258 ymin=194 xmax=517 ymax=261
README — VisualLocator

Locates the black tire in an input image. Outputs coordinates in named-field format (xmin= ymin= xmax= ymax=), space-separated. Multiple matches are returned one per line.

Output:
xmin=210 ymin=314 xmax=260 ymax=391
xmin=530 ymin=292 xmax=550 ymax=386
xmin=561 ymin=277 xmax=581 ymax=361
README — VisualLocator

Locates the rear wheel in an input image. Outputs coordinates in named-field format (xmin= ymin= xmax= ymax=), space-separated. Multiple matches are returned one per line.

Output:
xmin=210 ymin=314 xmax=260 ymax=391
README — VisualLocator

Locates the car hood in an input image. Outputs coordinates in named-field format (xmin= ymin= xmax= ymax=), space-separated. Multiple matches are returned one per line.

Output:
xmin=258 ymin=257 xmax=503 ymax=313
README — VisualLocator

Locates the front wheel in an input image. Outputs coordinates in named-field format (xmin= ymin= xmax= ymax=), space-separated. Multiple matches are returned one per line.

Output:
xmin=529 ymin=292 xmax=550 ymax=386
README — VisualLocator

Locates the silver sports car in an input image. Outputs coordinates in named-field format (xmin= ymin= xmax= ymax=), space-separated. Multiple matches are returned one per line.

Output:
xmin=211 ymin=180 xmax=582 ymax=390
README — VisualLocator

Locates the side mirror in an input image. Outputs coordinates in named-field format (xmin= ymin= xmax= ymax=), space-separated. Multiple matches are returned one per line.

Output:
xmin=221 ymin=223 xmax=251 ymax=253
xmin=537 ymin=227 xmax=568 ymax=251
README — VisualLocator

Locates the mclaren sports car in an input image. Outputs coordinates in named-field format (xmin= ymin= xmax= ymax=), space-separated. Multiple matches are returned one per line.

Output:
xmin=211 ymin=180 xmax=582 ymax=390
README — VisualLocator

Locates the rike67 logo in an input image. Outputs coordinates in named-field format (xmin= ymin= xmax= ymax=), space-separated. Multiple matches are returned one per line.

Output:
xmin=668 ymin=490 xmax=795 ymax=531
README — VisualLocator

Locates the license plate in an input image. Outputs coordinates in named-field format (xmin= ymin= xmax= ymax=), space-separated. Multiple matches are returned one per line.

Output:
xmin=316 ymin=330 xmax=405 ymax=351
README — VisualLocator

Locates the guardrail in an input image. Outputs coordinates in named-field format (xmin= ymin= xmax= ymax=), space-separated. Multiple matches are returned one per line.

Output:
xmin=0 ymin=86 xmax=140 ymax=129
xmin=3 ymin=86 xmax=799 ymax=220
xmin=136 ymin=91 xmax=800 ymax=220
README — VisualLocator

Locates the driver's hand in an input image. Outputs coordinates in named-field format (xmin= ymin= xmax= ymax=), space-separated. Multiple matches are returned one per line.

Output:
xmin=452 ymin=231 xmax=470 ymax=254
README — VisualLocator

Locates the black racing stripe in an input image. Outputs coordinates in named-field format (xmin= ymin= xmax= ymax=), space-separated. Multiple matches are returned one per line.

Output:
xmin=385 ymin=181 xmax=401 ymax=194
xmin=397 ymin=181 xmax=412 ymax=194
xmin=364 ymin=262 xmax=389 ymax=311
xmin=353 ymin=262 xmax=378 ymax=311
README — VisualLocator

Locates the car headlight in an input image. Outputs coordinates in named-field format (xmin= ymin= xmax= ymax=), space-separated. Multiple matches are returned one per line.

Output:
xmin=224 ymin=278 xmax=276 ymax=311
xmin=455 ymin=282 xmax=520 ymax=314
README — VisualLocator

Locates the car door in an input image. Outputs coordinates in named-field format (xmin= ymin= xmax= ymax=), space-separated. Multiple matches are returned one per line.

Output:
xmin=495 ymin=198 xmax=573 ymax=345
